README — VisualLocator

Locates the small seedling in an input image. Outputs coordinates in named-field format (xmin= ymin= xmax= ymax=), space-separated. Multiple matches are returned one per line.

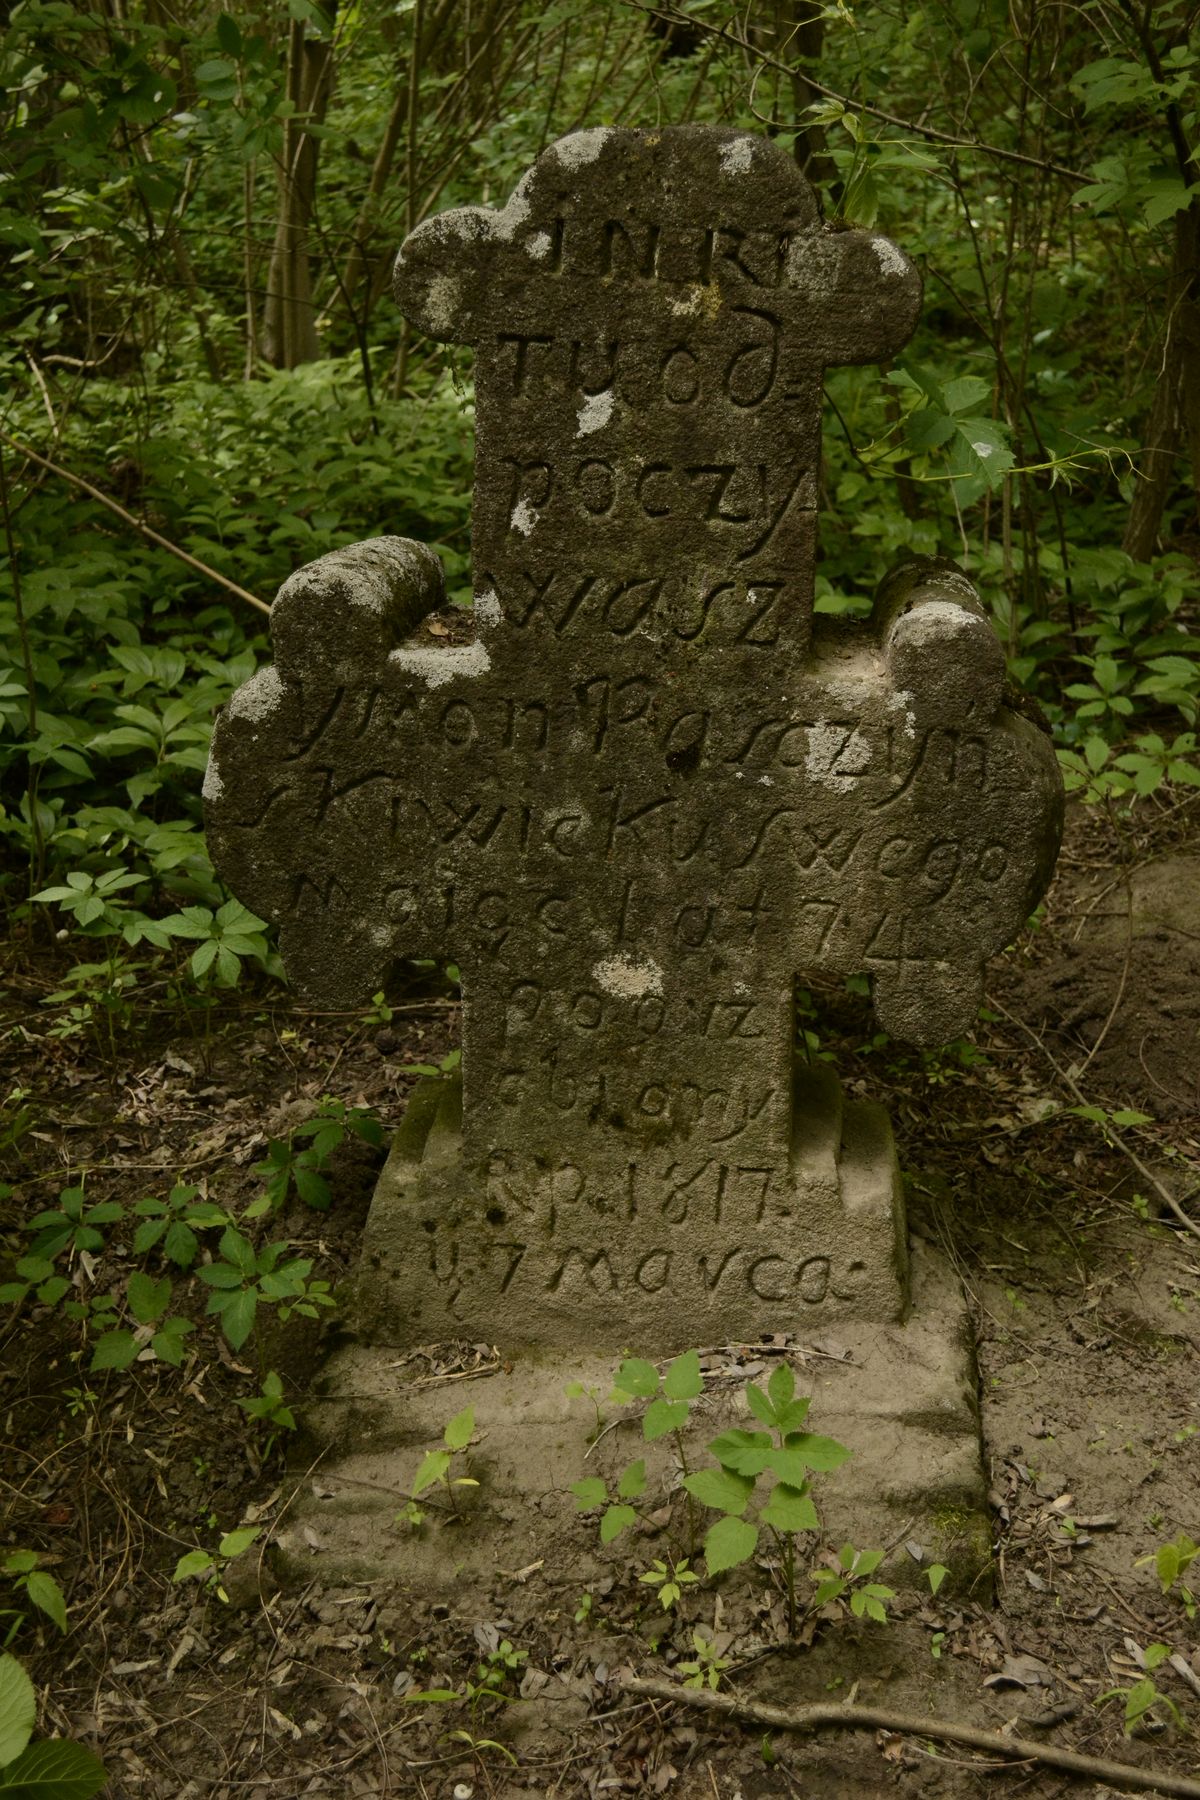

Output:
xmin=1 ymin=1551 xmax=67 ymax=1644
xmin=133 ymin=1182 xmax=229 ymax=1267
xmin=172 ymin=1526 xmax=261 ymax=1602
xmin=639 ymin=1557 xmax=699 ymax=1612
xmin=248 ymin=1097 xmax=384 ymax=1217
xmin=197 ymin=1225 xmax=334 ymax=1350
xmin=677 ymin=1628 xmax=731 ymax=1690
xmin=402 ymin=1405 xmax=478 ymax=1521
xmin=812 ymin=1544 xmax=896 ymax=1622
xmin=237 ymin=1371 xmax=296 ymax=1459
xmin=1137 ymin=1533 xmax=1198 ymax=1621
xmin=1098 ymin=1643 xmax=1183 ymax=1734
xmin=684 ymin=1361 xmax=851 ymax=1635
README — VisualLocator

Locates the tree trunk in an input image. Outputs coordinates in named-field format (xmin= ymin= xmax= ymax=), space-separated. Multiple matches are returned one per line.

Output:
xmin=263 ymin=7 xmax=339 ymax=370
xmin=1123 ymin=204 xmax=1200 ymax=561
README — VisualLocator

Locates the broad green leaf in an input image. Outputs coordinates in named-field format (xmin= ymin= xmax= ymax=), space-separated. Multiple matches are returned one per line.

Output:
xmin=0 ymin=1653 xmax=36 ymax=1765
xmin=600 ymin=1504 xmax=636 ymax=1543
xmin=614 ymin=1357 xmax=658 ymax=1399
xmin=89 ymin=1330 xmax=137 ymax=1372
xmin=217 ymin=1527 xmax=259 ymax=1560
xmin=772 ymin=1433 xmax=851 ymax=1476
xmin=662 ymin=1350 xmax=702 ymax=1399
xmin=172 ymin=1550 xmax=213 ymax=1582
xmin=643 ymin=1398 xmax=689 ymax=1440
xmin=442 ymin=1406 xmax=474 ymax=1451
xmin=760 ymin=1483 xmax=819 ymax=1534
xmin=703 ymin=1515 xmax=758 ymax=1574
xmin=745 ymin=1383 xmax=776 ymax=1428
xmin=616 ymin=1458 xmax=646 ymax=1499
xmin=127 ymin=1271 xmax=170 ymax=1324
xmin=412 ymin=1449 xmax=451 ymax=1497
xmin=708 ymin=1429 xmax=772 ymax=1476
xmin=569 ymin=1478 xmax=606 ymax=1511
xmin=766 ymin=1362 xmax=795 ymax=1412
xmin=681 ymin=1467 xmax=754 ymax=1516
xmin=0 ymin=1735 xmax=108 ymax=1796
xmin=24 ymin=1572 xmax=67 ymax=1634
xmin=217 ymin=1288 xmax=256 ymax=1351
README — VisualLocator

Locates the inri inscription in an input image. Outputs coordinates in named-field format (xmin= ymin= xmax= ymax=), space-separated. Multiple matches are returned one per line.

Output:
xmin=204 ymin=127 xmax=1063 ymax=1349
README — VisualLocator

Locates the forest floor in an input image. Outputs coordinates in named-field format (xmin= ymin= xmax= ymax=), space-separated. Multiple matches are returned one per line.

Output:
xmin=2 ymin=796 xmax=1199 ymax=1800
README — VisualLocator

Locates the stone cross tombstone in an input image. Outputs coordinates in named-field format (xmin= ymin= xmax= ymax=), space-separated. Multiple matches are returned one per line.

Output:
xmin=205 ymin=126 xmax=1062 ymax=1351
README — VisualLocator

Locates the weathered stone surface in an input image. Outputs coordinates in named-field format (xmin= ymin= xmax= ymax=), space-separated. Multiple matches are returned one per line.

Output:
xmin=205 ymin=126 xmax=1062 ymax=1350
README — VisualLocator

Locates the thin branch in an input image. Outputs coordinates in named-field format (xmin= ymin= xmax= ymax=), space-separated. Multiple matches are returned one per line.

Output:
xmin=987 ymin=994 xmax=1200 ymax=1244
xmin=632 ymin=3 xmax=1090 ymax=183
xmin=623 ymin=1678 xmax=1200 ymax=1798
xmin=0 ymin=430 xmax=271 ymax=618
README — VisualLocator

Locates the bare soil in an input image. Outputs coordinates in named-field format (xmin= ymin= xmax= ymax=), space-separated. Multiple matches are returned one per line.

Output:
xmin=2 ymin=796 xmax=1198 ymax=1799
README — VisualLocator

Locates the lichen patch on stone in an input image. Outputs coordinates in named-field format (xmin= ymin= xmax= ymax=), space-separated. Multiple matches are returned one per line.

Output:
xmin=900 ymin=599 xmax=978 ymax=645
xmin=871 ymin=236 xmax=908 ymax=279
xmin=576 ymin=390 xmax=614 ymax=436
xmin=390 ymin=640 xmax=492 ymax=689
xmin=592 ymin=953 xmax=664 ymax=999
xmin=425 ymin=274 xmax=460 ymax=335
xmin=492 ymin=192 xmax=532 ymax=241
xmin=720 ymin=137 xmax=755 ymax=174
xmin=526 ymin=231 xmax=552 ymax=261
xmin=552 ymin=127 xmax=610 ymax=169
xmin=475 ymin=588 xmax=503 ymax=627
xmin=228 ymin=664 xmax=284 ymax=722
xmin=887 ymin=688 xmax=918 ymax=739
xmin=805 ymin=721 xmax=873 ymax=792
xmin=511 ymin=499 xmax=538 ymax=536
xmin=202 ymin=757 xmax=224 ymax=801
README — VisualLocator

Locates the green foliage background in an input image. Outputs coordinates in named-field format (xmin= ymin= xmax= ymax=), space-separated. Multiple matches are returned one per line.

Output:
xmin=2 ymin=0 xmax=1198 ymax=1011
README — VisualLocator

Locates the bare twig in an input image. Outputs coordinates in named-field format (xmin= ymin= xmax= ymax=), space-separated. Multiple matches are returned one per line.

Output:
xmin=987 ymin=995 xmax=1200 ymax=1245
xmin=0 ymin=429 xmax=271 ymax=618
xmin=629 ymin=3 xmax=1090 ymax=183
xmin=622 ymin=1677 xmax=1200 ymax=1797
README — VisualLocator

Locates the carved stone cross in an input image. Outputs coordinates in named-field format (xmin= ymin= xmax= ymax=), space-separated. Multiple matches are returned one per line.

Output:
xmin=205 ymin=127 xmax=1062 ymax=1349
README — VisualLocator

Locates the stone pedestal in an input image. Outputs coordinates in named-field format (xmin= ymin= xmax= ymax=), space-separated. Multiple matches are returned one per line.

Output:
xmin=276 ymin=1241 xmax=988 ymax=1594
xmin=347 ymin=1062 xmax=908 ymax=1350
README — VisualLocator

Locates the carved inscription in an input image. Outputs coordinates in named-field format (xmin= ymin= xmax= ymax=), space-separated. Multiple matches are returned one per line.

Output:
xmin=205 ymin=125 xmax=1064 ymax=1348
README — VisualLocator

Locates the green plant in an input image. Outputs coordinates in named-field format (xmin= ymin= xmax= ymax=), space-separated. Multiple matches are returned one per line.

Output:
xmin=197 ymin=1225 xmax=335 ymax=1351
xmin=237 ymin=1370 xmax=296 ymax=1459
xmin=1 ymin=1552 xmax=67 ymax=1644
xmin=89 ymin=1270 xmax=194 ymax=1371
xmin=155 ymin=898 xmax=270 ymax=987
xmin=21 ymin=1184 xmax=123 ymax=1264
xmin=677 ymin=1627 xmax=731 ymax=1691
xmin=639 ymin=1557 xmax=699 ymax=1612
xmin=172 ymin=1526 xmax=261 ymax=1602
xmin=0 ymin=1652 xmax=106 ymax=1797
xmin=683 ymin=1363 xmax=852 ymax=1635
xmin=811 ymin=1544 xmax=896 ymax=1623
xmin=401 ymin=1632 xmax=527 ymax=1766
xmin=247 ymin=1097 xmax=384 ymax=1217
xmin=400 ymin=1405 xmax=478 ymax=1523
xmin=1098 ymin=1643 xmax=1183 ymax=1734
xmin=571 ymin=1349 xmax=704 ymax=1545
xmin=1137 ymin=1533 xmax=1198 ymax=1621
xmin=132 ymin=1182 xmax=230 ymax=1267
